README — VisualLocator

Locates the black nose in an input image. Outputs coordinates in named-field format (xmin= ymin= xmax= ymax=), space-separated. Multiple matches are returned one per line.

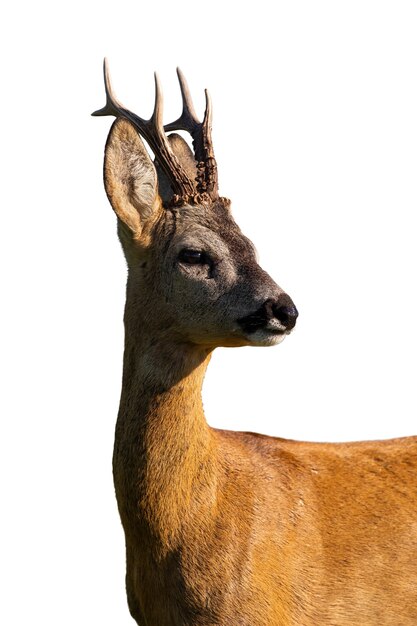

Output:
xmin=272 ymin=302 xmax=299 ymax=330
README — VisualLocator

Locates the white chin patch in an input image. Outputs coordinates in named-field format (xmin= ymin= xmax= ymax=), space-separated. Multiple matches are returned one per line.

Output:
xmin=247 ymin=330 xmax=287 ymax=347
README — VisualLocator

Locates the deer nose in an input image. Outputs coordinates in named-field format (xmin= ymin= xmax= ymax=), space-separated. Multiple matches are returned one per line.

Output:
xmin=272 ymin=301 xmax=298 ymax=330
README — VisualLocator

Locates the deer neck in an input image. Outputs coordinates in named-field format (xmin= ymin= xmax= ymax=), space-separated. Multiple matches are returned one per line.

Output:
xmin=118 ymin=334 xmax=212 ymax=430
xmin=114 ymin=304 xmax=215 ymax=548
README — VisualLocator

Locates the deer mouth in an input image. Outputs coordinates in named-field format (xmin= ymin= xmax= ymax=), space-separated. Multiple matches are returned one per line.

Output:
xmin=236 ymin=308 xmax=292 ymax=346
xmin=264 ymin=328 xmax=287 ymax=338
xmin=264 ymin=319 xmax=288 ymax=334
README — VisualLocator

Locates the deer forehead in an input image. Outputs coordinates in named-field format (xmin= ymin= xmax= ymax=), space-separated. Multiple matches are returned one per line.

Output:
xmin=167 ymin=203 xmax=258 ymax=264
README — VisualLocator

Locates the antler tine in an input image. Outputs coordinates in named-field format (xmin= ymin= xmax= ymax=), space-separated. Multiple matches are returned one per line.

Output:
xmin=92 ymin=58 xmax=129 ymax=118
xmin=177 ymin=67 xmax=200 ymax=124
xmin=92 ymin=58 xmax=151 ymax=136
xmin=91 ymin=59 xmax=152 ymax=157
xmin=202 ymin=89 xmax=213 ymax=136
xmin=164 ymin=67 xmax=200 ymax=133
xmin=152 ymin=72 xmax=164 ymax=131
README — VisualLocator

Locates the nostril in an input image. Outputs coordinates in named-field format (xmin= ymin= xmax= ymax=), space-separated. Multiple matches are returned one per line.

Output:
xmin=273 ymin=304 xmax=299 ymax=330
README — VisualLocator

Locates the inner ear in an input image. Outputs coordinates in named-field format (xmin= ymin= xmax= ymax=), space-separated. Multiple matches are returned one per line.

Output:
xmin=104 ymin=118 xmax=161 ymax=237
xmin=156 ymin=133 xmax=197 ymax=205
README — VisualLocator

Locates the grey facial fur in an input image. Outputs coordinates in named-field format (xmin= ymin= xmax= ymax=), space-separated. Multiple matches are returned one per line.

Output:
xmin=134 ymin=199 xmax=296 ymax=348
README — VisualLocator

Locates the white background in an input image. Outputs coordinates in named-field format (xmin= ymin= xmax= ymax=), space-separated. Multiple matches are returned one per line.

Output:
xmin=1 ymin=1 xmax=416 ymax=624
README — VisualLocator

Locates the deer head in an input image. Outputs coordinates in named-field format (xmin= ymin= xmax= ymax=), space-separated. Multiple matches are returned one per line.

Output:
xmin=93 ymin=60 xmax=298 ymax=349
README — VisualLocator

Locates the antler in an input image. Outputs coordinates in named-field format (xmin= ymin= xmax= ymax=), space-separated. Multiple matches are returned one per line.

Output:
xmin=92 ymin=59 xmax=197 ymax=203
xmin=165 ymin=68 xmax=218 ymax=200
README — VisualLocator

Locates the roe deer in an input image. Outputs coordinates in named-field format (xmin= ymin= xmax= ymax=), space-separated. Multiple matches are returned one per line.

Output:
xmin=93 ymin=59 xmax=417 ymax=625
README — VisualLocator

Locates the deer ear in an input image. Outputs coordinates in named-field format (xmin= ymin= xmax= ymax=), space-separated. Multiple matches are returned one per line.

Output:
xmin=104 ymin=118 xmax=161 ymax=237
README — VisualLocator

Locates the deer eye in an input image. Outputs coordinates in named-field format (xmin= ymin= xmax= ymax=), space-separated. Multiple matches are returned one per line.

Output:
xmin=178 ymin=249 xmax=208 ymax=265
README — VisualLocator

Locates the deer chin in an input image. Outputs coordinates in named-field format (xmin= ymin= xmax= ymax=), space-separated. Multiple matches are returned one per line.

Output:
xmin=247 ymin=328 xmax=288 ymax=347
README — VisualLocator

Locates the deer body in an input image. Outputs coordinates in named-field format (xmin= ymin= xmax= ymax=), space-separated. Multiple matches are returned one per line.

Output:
xmin=115 ymin=330 xmax=417 ymax=626
xmin=94 ymin=61 xmax=417 ymax=625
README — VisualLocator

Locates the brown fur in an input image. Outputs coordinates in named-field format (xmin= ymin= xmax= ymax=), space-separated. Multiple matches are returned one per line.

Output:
xmin=99 ymin=117 xmax=417 ymax=625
